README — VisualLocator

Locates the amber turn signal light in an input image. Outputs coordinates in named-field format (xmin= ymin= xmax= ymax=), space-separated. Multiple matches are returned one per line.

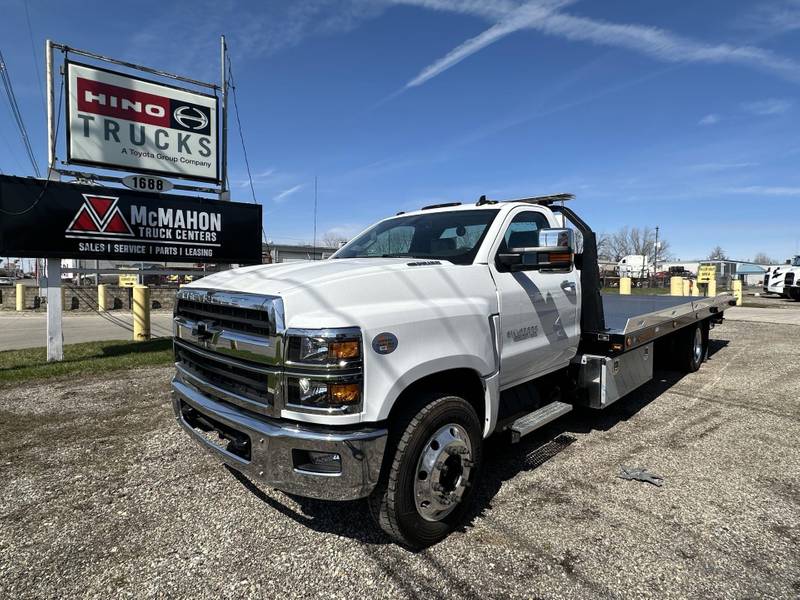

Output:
xmin=329 ymin=383 xmax=361 ymax=405
xmin=328 ymin=340 xmax=360 ymax=360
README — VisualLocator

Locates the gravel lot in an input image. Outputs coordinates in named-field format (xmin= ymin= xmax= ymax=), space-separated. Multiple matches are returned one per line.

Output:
xmin=1 ymin=316 xmax=799 ymax=599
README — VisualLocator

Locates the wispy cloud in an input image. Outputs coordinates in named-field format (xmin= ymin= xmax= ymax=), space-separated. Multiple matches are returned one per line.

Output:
xmin=691 ymin=162 xmax=758 ymax=172
xmin=741 ymin=98 xmax=793 ymax=115
xmin=273 ymin=184 xmax=305 ymax=203
xmin=737 ymin=0 xmax=800 ymax=36
xmin=729 ymin=185 xmax=800 ymax=196
xmin=401 ymin=1 xmax=800 ymax=89
xmin=698 ymin=114 xmax=720 ymax=126
xmin=406 ymin=1 xmax=572 ymax=88
xmin=237 ymin=168 xmax=276 ymax=188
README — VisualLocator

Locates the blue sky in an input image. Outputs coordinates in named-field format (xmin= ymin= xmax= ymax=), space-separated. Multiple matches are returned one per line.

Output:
xmin=1 ymin=0 xmax=799 ymax=261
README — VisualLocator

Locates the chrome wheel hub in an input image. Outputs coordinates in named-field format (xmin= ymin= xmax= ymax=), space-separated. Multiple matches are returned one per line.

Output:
xmin=693 ymin=327 xmax=703 ymax=363
xmin=414 ymin=423 xmax=474 ymax=522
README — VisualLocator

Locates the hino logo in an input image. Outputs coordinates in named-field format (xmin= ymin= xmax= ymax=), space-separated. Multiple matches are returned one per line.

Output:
xmin=173 ymin=105 xmax=209 ymax=131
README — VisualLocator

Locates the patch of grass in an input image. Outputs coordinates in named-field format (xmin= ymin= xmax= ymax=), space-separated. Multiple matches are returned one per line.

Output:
xmin=0 ymin=338 xmax=173 ymax=386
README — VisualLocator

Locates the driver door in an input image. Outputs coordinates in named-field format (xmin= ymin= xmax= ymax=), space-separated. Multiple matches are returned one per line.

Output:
xmin=490 ymin=209 xmax=580 ymax=389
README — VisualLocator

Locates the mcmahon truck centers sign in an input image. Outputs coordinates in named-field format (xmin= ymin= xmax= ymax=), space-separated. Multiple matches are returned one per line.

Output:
xmin=66 ymin=61 xmax=219 ymax=183
xmin=0 ymin=176 xmax=261 ymax=263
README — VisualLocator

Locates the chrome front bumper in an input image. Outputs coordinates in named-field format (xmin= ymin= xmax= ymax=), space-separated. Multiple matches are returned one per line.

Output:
xmin=172 ymin=378 xmax=388 ymax=501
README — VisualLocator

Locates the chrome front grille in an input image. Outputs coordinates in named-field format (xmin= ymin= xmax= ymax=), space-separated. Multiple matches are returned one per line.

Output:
xmin=173 ymin=289 xmax=284 ymax=416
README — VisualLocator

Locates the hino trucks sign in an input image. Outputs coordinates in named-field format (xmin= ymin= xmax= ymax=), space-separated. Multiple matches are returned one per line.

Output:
xmin=66 ymin=61 xmax=219 ymax=183
xmin=0 ymin=176 xmax=260 ymax=263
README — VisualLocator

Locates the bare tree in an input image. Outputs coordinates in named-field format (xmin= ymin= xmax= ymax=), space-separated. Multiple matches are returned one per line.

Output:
xmin=708 ymin=246 xmax=728 ymax=260
xmin=752 ymin=252 xmax=773 ymax=264
xmin=320 ymin=232 xmax=349 ymax=248
xmin=599 ymin=226 xmax=671 ymax=262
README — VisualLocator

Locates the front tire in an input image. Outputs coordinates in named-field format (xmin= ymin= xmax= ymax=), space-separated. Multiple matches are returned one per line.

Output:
xmin=369 ymin=393 xmax=483 ymax=549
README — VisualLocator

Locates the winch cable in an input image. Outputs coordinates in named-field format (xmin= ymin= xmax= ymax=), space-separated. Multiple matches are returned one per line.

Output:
xmin=226 ymin=52 xmax=267 ymax=246
xmin=0 ymin=48 xmax=40 ymax=178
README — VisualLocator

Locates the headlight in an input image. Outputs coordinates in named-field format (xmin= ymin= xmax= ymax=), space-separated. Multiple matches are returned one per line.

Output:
xmin=287 ymin=328 xmax=362 ymax=367
xmin=286 ymin=377 xmax=362 ymax=411
xmin=284 ymin=328 xmax=363 ymax=413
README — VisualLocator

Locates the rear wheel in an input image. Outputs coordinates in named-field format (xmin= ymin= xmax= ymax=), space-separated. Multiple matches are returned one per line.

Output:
xmin=369 ymin=393 xmax=483 ymax=549
xmin=677 ymin=322 xmax=707 ymax=373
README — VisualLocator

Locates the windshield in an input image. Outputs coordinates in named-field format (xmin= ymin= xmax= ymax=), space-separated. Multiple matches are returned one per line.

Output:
xmin=333 ymin=209 xmax=500 ymax=265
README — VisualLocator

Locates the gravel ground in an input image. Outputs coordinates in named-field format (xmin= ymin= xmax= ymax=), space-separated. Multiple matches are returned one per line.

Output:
xmin=1 ymin=317 xmax=798 ymax=599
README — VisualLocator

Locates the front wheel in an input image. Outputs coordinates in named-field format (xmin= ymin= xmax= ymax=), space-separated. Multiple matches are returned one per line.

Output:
xmin=369 ymin=394 xmax=483 ymax=549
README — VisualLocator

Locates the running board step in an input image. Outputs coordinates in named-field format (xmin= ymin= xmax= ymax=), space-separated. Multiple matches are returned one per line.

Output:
xmin=510 ymin=401 xmax=573 ymax=443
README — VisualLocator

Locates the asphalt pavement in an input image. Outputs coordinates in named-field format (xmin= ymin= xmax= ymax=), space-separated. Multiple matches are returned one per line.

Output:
xmin=0 ymin=311 xmax=174 ymax=350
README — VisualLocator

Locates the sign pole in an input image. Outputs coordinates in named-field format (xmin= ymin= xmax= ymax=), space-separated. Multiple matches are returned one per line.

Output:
xmin=45 ymin=39 xmax=64 ymax=362
xmin=220 ymin=35 xmax=229 ymax=202
xmin=46 ymin=258 xmax=63 ymax=361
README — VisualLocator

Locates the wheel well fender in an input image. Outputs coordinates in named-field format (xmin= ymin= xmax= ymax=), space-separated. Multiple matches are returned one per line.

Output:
xmin=384 ymin=367 xmax=486 ymax=432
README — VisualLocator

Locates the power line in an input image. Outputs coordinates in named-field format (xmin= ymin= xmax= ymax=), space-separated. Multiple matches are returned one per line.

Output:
xmin=0 ymin=73 xmax=61 ymax=215
xmin=0 ymin=48 xmax=41 ymax=177
xmin=23 ymin=1 xmax=46 ymax=115
xmin=226 ymin=48 xmax=267 ymax=245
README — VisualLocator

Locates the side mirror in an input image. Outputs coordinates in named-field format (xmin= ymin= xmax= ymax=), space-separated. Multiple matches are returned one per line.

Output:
xmin=497 ymin=228 xmax=575 ymax=272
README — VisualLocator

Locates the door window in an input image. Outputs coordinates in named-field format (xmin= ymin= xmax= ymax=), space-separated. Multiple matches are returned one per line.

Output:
xmin=498 ymin=211 xmax=550 ymax=253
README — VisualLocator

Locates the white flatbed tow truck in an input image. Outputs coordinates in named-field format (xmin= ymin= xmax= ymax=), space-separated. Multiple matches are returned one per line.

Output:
xmin=171 ymin=193 xmax=735 ymax=548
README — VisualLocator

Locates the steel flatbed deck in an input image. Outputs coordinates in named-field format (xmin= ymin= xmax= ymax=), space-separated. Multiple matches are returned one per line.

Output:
xmin=582 ymin=293 xmax=737 ymax=354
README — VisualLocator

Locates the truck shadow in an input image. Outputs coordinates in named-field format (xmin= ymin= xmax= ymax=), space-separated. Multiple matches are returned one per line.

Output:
xmin=226 ymin=338 xmax=730 ymax=549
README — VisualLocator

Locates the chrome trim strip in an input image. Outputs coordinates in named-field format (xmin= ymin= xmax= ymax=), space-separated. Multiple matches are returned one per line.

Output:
xmin=174 ymin=315 xmax=280 ymax=365
xmin=285 ymin=327 xmax=361 ymax=339
xmin=174 ymin=338 xmax=280 ymax=375
xmin=175 ymin=362 xmax=270 ymax=413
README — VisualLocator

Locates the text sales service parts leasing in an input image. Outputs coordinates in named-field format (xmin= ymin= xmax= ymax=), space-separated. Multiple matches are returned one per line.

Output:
xmin=66 ymin=62 xmax=219 ymax=183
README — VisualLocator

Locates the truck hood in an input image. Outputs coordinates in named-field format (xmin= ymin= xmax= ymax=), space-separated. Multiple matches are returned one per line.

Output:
xmin=185 ymin=258 xmax=498 ymax=330
xmin=189 ymin=258 xmax=431 ymax=296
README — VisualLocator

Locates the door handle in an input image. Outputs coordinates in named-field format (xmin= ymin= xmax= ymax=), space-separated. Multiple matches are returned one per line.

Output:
xmin=561 ymin=281 xmax=576 ymax=294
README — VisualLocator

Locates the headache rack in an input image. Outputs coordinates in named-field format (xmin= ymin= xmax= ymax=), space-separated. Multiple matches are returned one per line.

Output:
xmin=476 ymin=193 xmax=575 ymax=206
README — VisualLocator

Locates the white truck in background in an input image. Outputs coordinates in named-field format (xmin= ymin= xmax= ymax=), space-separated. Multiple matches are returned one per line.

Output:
xmin=616 ymin=254 xmax=651 ymax=279
xmin=171 ymin=194 xmax=734 ymax=548
xmin=764 ymin=255 xmax=800 ymax=298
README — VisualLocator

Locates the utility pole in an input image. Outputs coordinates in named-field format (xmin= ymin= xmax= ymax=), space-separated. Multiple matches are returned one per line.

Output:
xmin=313 ymin=176 xmax=318 ymax=260
xmin=654 ymin=226 xmax=660 ymax=275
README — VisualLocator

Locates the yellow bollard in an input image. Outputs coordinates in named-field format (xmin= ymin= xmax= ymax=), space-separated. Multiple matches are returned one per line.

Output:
xmin=707 ymin=279 xmax=717 ymax=297
xmin=97 ymin=284 xmax=107 ymax=312
xmin=619 ymin=277 xmax=631 ymax=295
xmin=15 ymin=283 xmax=25 ymax=311
xmin=732 ymin=280 xmax=742 ymax=306
xmin=682 ymin=278 xmax=690 ymax=296
xmin=670 ymin=276 xmax=683 ymax=296
xmin=133 ymin=285 xmax=151 ymax=341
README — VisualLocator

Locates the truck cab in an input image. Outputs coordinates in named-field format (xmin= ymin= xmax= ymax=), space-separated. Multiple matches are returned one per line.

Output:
xmin=171 ymin=194 xmax=733 ymax=548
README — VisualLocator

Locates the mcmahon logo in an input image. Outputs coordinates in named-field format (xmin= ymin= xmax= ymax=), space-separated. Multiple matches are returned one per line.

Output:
xmin=65 ymin=194 xmax=134 ymax=237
